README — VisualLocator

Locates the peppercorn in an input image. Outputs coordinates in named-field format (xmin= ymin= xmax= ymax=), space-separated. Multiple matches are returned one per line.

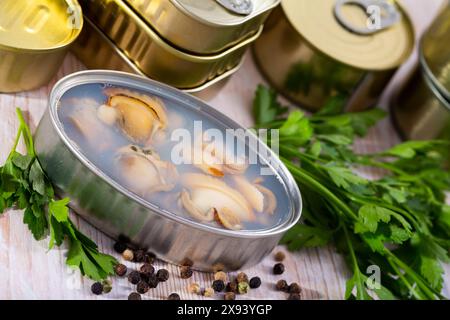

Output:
xmin=214 ymin=271 xmax=227 ymax=282
xmin=238 ymin=282 xmax=249 ymax=294
xmin=128 ymin=292 xmax=141 ymax=300
xmin=156 ymin=269 xmax=169 ymax=282
xmin=113 ymin=241 xmax=127 ymax=254
xmin=276 ymin=279 xmax=289 ymax=292
xmin=140 ymin=263 xmax=155 ymax=276
xmin=273 ymin=263 xmax=285 ymax=275
xmin=274 ymin=251 xmax=286 ymax=262
xmin=102 ymin=280 xmax=112 ymax=294
xmin=133 ymin=249 xmax=146 ymax=263
xmin=288 ymin=293 xmax=301 ymax=300
xmin=144 ymin=252 xmax=156 ymax=264
xmin=226 ymin=281 xmax=238 ymax=293
xmin=147 ymin=274 xmax=159 ymax=288
xmin=168 ymin=293 xmax=181 ymax=300
xmin=91 ymin=282 xmax=103 ymax=295
xmin=236 ymin=272 xmax=249 ymax=283
xmin=114 ymin=263 xmax=127 ymax=277
xmin=128 ymin=270 xmax=141 ymax=285
xmin=180 ymin=258 xmax=194 ymax=267
xmin=212 ymin=280 xmax=225 ymax=292
xmin=122 ymin=249 xmax=134 ymax=261
xmin=289 ymin=283 xmax=301 ymax=294
xmin=249 ymin=277 xmax=261 ymax=289
xmin=180 ymin=266 xmax=193 ymax=279
xmin=224 ymin=292 xmax=236 ymax=301
xmin=137 ymin=281 xmax=150 ymax=294
xmin=203 ymin=287 xmax=214 ymax=298
xmin=189 ymin=283 xmax=201 ymax=294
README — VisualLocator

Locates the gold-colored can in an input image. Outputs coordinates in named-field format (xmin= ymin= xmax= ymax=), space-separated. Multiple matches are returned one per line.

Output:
xmin=72 ymin=17 xmax=242 ymax=99
xmin=0 ymin=0 xmax=83 ymax=93
xmin=421 ymin=3 xmax=450 ymax=101
xmin=124 ymin=0 xmax=280 ymax=54
xmin=392 ymin=68 xmax=450 ymax=141
xmin=253 ymin=0 xmax=414 ymax=112
xmin=78 ymin=0 xmax=261 ymax=89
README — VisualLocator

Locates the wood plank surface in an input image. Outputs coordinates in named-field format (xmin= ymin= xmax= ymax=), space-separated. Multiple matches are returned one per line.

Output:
xmin=0 ymin=0 xmax=448 ymax=300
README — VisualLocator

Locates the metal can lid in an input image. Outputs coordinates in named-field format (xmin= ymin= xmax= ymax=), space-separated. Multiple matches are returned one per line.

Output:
xmin=420 ymin=5 xmax=450 ymax=101
xmin=173 ymin=0 xmax=280 ymax=25
xmin=0 ymin=0 xmax=82 ymax=51
xmin=281 ymin=0 xmax=414 ymax=71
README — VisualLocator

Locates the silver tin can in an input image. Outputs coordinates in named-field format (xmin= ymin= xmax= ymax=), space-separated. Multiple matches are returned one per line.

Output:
xmin=34 ymin=70 xmax=302 ymax=271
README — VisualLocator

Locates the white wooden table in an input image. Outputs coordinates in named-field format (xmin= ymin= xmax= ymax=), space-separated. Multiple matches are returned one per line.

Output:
xmin=0 ymin=0 xmax=449 ymax=300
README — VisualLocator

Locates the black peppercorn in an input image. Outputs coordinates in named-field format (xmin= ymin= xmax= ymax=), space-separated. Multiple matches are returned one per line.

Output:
xmin=113 ymin=241 xmax=127 ymax=254
xmin=226 ymin=281 xmax=238 ymax=293
xmin=249 ymin=277 xmax=261 ymax=289
xmin=91 ymin=282 xmax=103 ymax=295
xmin=128 ymin=270 xmax=141 ymax=285
xmin=137 ymin=281 xmax=150 ymax=294
xmin=180 ymin=266 xmax=193 ymax=279
xmin=133 ymin=249 xmax=146 ymax=263
xmin=128 ymin=292 xmax=141 ymax=300
xmin=168 ymin=293 xmax=181 ymax=300
xmin=289 ymin=283 xmax=301 ymax=294
xmin=156 ymin=269 xmax=170 ymax=282
xmin=114 ymin=263 xmax=127 ymax=277
xmin=212 ymin=280 xmax=225 ymax=292
xmin=273 ymin=263 xmax=285 ymax=275
xmin=147 ymin=274 xmax=159 ymax=288
xmin=140 ymin=263 xmax=155 ymax=276
xmin=288 ymin=293 xmax=301 ymax=300
xmin=276 ymin=279 xmax=289 ymax=292
xmin=144 ymin=252 xmax=156 ymax=264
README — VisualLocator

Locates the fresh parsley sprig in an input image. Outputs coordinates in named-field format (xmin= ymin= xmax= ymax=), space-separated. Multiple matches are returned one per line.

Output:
xmin=0 ymin=108 xmax=117 ymax=281
xmin=253 ymin=85 xmax=450 ymax=300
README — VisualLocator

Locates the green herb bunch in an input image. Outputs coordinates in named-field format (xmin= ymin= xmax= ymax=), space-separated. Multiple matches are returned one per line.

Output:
xmin=0 ymin=108 xmax=117 ymax=281
xmin=253 ymin=85 xmax=450 ymax=300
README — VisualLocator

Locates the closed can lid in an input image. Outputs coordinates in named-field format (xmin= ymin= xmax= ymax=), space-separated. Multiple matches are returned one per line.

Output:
xmin=421 ymin=4 xmax=450 ymax=100
xmin=281 ymin=0 xmax=414 ymax=71
xmin=0 ymin=0 xmax=83 ymax=51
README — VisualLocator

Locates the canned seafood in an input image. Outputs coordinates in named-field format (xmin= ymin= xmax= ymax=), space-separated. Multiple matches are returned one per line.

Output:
xmin=421 ymin=3 xmax=450 ymax=101
xmin=0 ymin=0 xmax=83 ymax=93
xmin=34 ymin=70 xmax=302 ymax=271
xmin=77 ymin=0 xmax=261 ymax=89
xmin=72 ymin=17 xmax=242 ymax=100
xmin=392 ymin=67 xmax=450 ymax=141
xmin=253 ymin=0 xmax=414 ymax=112
xmin=125 ymin=0 xmax=280 ymax=54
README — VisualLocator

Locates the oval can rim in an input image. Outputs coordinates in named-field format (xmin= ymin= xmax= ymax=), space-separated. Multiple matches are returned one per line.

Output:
xmin=46 ymin=70 xmax=303 ymax=239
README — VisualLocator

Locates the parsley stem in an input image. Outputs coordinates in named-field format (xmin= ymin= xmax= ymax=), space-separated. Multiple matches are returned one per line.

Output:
xmin=282 ymin=159 xmax=358 ymax=221
xmin=386 ymin=257 xmax=425 ymax=300
xmin=16 ymin=108 xmax=35 ymax=157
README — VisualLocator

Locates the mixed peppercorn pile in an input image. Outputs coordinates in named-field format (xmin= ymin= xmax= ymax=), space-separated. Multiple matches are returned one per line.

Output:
xmin=89 ymin=236 xmax=302 ymax=300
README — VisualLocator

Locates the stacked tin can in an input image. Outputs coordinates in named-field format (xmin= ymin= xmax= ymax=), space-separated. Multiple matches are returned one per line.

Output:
xmin=253 ymin=0 xmax=414 ymax=112
xmin=392 ymin=4 xmax=450 ymax=141
xmin=72 ymin=0 xmax=279 ymax=96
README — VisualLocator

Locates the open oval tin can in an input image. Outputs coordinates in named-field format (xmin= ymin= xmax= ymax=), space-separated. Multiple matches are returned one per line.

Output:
xmin=34 ymin=70 xmax=302 ymax=271
xmin=0 ymin=0 xmax=83 ymax=93
xmin=253 ymin=0 xmax=414 ymax=112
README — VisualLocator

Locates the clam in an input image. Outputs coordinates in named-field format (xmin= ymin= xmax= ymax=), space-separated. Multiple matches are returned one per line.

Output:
xmin=233 ymin=176 xmax=277 ymax=215
xmin=99 ymin=88 xmax=168 ymax=145
xmin=192 ymin=133 xmax=249 ymax=177
xmin=180 ymin=173 xmax=255 ymax=229
xmin=68 ymin=106 xmax=113 ymax=151
xmin=115 ymin=145 xmax=178 ymax=196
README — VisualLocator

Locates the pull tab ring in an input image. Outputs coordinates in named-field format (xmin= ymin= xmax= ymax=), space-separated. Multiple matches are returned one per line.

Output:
xmin=215 ymin=0 xmax=253 ymax=16
xmin=334 ymin=0 xmax=401 ymax=35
